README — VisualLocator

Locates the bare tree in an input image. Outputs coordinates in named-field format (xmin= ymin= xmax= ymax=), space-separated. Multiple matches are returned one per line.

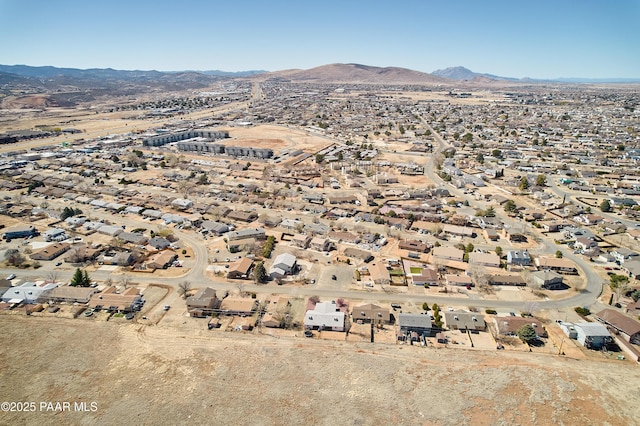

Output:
xmin=110 ymin=237 xmax=125 ymax=249
xmin=46 ymin=271 xmax=59 ymax=283
xmin=522 ymin=302 xmax=540 ymax=317
xmin=522 ymin=269 xmax=541 ymax=290
xmin=176 ymin=180 xmax=194 ymax=199
xmin=236 ymin=283 xmax=246 ymax=297
xmin=177 ymin=281 xmax=192 ymax=299
xmin=119 ymin=276 xmax=132 ymax=289
xmin=467 ymin=264 xmax=488 ymax=288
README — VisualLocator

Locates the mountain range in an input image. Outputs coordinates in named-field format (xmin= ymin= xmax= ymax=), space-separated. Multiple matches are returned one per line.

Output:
xmin=1 ymin=63 xmax=637 ymax=96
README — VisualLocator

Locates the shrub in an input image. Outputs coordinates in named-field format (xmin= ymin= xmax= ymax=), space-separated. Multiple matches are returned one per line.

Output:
xmin=575 ymin=307 xmax=591 ymax=317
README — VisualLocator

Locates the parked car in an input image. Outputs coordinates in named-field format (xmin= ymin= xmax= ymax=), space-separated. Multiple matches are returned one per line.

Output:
xmin=391 ymin=303 xmax=401 ymax=309
xmin=331 ymin=275 xmax=337 ymax=280
xmin=84 ymin=310 xmax=94 ymax=317
xmin=163 ymin=305 xmax=171 ymax=311
xmin=6 ymin=274 xmax=16 ymax=280
xmin=125 ymin=312 xmax=134 ymax=320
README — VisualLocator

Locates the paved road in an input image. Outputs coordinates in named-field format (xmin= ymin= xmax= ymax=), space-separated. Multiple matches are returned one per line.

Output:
xmin=0 ymin=125 xmax=606 ymax=313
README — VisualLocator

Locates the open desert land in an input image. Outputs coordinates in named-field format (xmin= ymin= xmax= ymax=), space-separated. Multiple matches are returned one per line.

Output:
xmin=1 ymin=315 xmax=639 ymax=426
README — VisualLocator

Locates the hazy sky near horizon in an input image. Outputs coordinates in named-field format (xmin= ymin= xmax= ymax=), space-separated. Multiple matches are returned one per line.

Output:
xmin=1 ymin=0 xmax=638 ymax=79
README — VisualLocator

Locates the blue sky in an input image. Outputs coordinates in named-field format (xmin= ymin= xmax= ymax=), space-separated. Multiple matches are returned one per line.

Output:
xmin=0 ymin=0 xmax=638 ymax=78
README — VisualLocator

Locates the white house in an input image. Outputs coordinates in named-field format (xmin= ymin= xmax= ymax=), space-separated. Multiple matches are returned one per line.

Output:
xmin=171 ymin=198 xmax=193 ymax=210
xmin=269 ymin=253 xmax=297 ymax=278
xmin=304 ymin=301 xmax=345 ymax=331
xmin=1 ymin=281 xmax=58 ymax=304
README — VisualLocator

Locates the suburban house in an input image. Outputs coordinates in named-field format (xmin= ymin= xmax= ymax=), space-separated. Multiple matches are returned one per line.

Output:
xmin=186 ymin=287 xmax=219 ymax=317
xmin=468 ymin=252 xmax=500 ymax=268
xmin=398 ymin=313 xmax=433 ymax=340
xmin=261 ymin=297 xmax=291 ymax=328
xmin=227 ymin=210 xmax=258 ymax=222
xmin=200 ymin=221 xmax=229 ymax=235
xmin=444 ymin=311 xmax=486 ymax=332
xmin=291 ymin=234 xmax=311 ymax=249
xmin=1 ymin=282 xmax=58 ymax=304
xmin=146 ymin=250 xmax=178 ymax=270
xmin=559 ymin=322 xmax=612 ymax=349
xmin=531 ymin=270 xmax=565 ymax=289
xmin=227 ymin=258 xmax=254 ymax=279
xmin=351 ymin=303 xmax=391 ymax=324
xmin=445 ymin=274 xmax=473 ymax=287
xmin=483 ymin=229 xmax=500 ymax=241
xmin=368 ymin=263 xmax=391 ymax=285
xmin=595 ymin=309 xmax=640 ymax=345
xmin=433 ymin=246 xmax=464 ymax=262
xmin=46 ymin=285 xmax=98 ymax=304
xmin=29 ymin=242 xmax=71 ymax=261
xmin=507 ymin=250 xmax=531 ymax=266
xmin=411 ymin=267 xmax=439 ymax=286
xmin=494 ymin=317 xmax=548 ymax=338
xmin=488 ymin=274 xmax=527 ymax=286
xmin=98 ymin=250 xmax=134 ymax=266
xmin=611 ymin=248 xmax=639 ymax=264
xmin=534 ymin=257 xmax=578 ymax=274
xmin=226 ymin=228 xmax=266 ymax=241
xmin=87 ymin=287 xmax=142 ymax=312
xmin=2 ymin=225 xmax=38 ymax=240
xmin=269 ymin=253 xmax=297 ymax=279
xmin=171 ymin=198 xmax=193 ymax=210
xmin=398 ymin=240 xmax=429 ymax=253
xmin=309 ymin=237 xmax=331 ymax=252
xmin=118 ymin=232 xmax=149 ymax=245
xmin=304 ymin=301 xmax=345 ymax=331
xmin=148 ymin=237 xmax=171 ymax=250
xmin=218 ymin=297 xmax=257 ymax=316
xmin=442 ymin=224 xmax=475 ymax=238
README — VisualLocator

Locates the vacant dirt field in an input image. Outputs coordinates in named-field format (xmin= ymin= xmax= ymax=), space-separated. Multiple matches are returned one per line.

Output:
xmin=0 ymin=315 xmax=638 ymax=425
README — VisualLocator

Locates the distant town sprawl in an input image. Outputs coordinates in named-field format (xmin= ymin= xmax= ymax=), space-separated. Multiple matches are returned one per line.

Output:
xmin=0 ymin=80 xmax=639 ymax=362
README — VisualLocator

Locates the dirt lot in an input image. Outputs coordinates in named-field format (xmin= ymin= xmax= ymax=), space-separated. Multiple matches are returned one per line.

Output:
xmin=1 ymin=315 xmax=638 ymax=425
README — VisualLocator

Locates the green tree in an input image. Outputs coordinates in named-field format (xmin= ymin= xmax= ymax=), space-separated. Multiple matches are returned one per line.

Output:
xmin=70 ymin=268 xmax=89 ymax=287
xmin=555 ymin=250 xmax=563 ymax=258
xmin=495 ymin=246 xmax=503 ymax=257
xmin=516 ymin=324 xmax=538 ymax=343
xmin=610 ymin=274 xmax=630 ymax=302
xmin=503 ymin=199 xmax=517 ymax=213
xmin=600 ymin=199 xmax=612 ymax=212
xmin=315 ymin=154 xmax=324 ymax=164
xmin=462 ymin=133 xmax=473 ymax=142
xmin=253 ymin=262 xmax=267 ymax=284
xmin=535 ymin=174 xmax=547 ymax=186
xmin=475 ymin=153 xmax=484 ymax=164
xmin=518 ymin=176 xmax=530 ymax=191
xmin=491 ymin=149 xmax=502 ymax=158
xmin=422 ymin=302 xmax=429 ymax=311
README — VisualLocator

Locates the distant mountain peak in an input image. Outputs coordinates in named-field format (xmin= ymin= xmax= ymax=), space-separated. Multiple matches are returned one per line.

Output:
xmin=257 ymin=63 xmax=449 ymax=84
xmin=432 ymin=66 xmax=478 ymax=80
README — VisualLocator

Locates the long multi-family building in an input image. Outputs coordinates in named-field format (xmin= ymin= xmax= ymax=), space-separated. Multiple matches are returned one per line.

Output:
xmin=143 ymin=129 xmax=229 ymax=147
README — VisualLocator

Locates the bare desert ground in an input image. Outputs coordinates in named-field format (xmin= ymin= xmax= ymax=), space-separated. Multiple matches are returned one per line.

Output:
xmin=1 ymin=315 xmax=638 ymax=426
